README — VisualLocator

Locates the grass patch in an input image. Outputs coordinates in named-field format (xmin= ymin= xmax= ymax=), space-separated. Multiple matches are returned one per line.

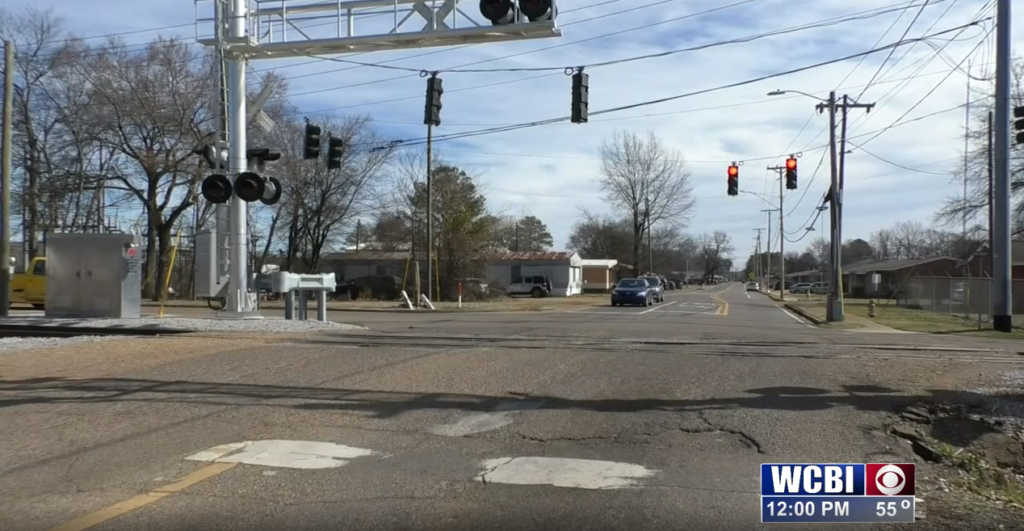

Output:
xmin=844 ymin=304 xmax=1024 ymax=339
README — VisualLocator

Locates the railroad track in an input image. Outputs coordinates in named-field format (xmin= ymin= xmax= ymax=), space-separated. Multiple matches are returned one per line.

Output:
xmin=0 ymin=325 xmax=194 ymax=338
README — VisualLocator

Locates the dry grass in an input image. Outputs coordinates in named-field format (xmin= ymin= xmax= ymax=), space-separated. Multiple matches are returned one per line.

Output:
xmin=790 ymin=299 xmax=1024 ymax=339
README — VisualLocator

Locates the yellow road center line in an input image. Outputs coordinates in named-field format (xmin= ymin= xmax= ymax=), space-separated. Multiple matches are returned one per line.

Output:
xmin=44 ymin=463 xmax=237 ymax=531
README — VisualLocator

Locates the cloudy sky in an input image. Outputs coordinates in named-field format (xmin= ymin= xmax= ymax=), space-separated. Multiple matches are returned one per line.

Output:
xmin=10 ymin=0 xmax=1020 ymax=262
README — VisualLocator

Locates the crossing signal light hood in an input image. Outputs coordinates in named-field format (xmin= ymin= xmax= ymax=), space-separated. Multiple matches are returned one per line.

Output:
xmin=234 ymin=172 xmax=266 ymax=203
xmin=200 ymin=174 xmax=233 ymax=204
xmin=479 ymin=0 xmax=516 ymax=25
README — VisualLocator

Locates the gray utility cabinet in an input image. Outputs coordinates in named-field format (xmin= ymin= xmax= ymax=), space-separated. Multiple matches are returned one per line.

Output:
xmin=46 ymin=233 xmax=142 ymax=318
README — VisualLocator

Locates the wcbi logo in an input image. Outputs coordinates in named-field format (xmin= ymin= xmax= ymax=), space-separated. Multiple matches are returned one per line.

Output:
xmin=760 ymin=464 xmax=915 ymax=496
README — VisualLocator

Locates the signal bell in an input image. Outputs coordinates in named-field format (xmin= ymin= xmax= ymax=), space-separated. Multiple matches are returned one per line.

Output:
xmin=201 ymin=174 xmax=233 ymax=204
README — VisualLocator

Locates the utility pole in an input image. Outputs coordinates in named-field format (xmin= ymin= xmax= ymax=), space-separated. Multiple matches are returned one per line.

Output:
xmin=818 ymin=92 xmax=874 ymax=321
xmin=962 ymin=59 xmax=972 ymax=239
xmin=987 ymin=111 xmax=994 ymax=279
xmin=514 ymin=220 xmax=519 ymax=252
xmin=645 ymin=196 xmax=653 ymax=273
xmin=991 ymin=0 xmax=1013 ymax=332
xmin=761 ymin=208 xmax=775 ymax=289
xmin=753 ymin=229 xmax=764 ymax=286
xmin=766 ymin=165 xmax=788 ymax=298
xmin=0 ymin=41 xmax=13 ymax=317
xmin=426 ymin=119 xmax=433 ymax=302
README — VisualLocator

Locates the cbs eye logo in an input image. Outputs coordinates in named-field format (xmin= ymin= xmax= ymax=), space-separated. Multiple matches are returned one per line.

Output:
xmin=866 ymin=463 xmax=915 ymax=496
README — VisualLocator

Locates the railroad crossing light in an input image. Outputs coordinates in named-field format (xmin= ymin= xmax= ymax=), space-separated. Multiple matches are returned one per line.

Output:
xmin=571 ymin=70 xmax=589 ymax=124
xmin=303 ymin=123 xmax=321 ymax=160
xmin=260 ymin=176 xmax=282 ymax=206
xmin=234 ymin=171 xmax=266 ymax=203
xmin=519 ymin=0 xmax=555 ymax=21
xmin=727 ymin=165 xmax=739 ymax=196
xmin=479 ymin=0 xmax=516 ymax=25
xmin=200 ymin=174 xmax=233 ymax=204
xmin=785 ymin=156 xmax=798 ymax=190
xmin=1014 ymin=106 xmax=1024 ymax=145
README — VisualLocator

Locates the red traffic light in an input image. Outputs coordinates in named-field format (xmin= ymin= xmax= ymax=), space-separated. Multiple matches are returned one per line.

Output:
xmin=728 ymin=165 xmax=738 ymax=177
xmin=786 ymin=157 xmax=797 ymax=170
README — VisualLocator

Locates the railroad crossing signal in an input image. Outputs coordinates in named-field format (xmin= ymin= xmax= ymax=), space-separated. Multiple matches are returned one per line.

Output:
xmin=727 ymin=164 xmax=739 ymax=196
xmin=785 ymin=156 xmax=798 ymax=190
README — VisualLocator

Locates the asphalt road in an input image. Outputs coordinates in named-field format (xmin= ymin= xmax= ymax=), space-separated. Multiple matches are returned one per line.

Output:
xmin=1 ymin=283 xmax=1022 ymax=530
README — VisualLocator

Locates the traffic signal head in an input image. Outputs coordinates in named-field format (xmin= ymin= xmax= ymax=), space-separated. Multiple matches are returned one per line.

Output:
xmin=304 ymin=123 xmax=321 ymax=160
xmin=1014 ymin=106 xmax=1024 ymax=145
xmin=727 ymin=165 xmax=739 ymax=196
xmin=785 ymin=157 xmax=797 ymax=190
xmin=424 ymin=76 xmax=443 ymax=126
xmin=327 ymin=136 xmax=345 ymax=170
xmin=479 ymin=0 xmax=516 ymax=25
xmin=200 ymin=174 xmax=233 ymax=204
xmin=571 ymin=71 xmax=589 ymax=124
xmin=234 ymin=171 xmax=266 ymax=202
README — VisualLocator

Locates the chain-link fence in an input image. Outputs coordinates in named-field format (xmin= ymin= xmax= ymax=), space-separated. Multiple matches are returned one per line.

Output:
xmin=891 ymin=275 xmax=1024 ymax=326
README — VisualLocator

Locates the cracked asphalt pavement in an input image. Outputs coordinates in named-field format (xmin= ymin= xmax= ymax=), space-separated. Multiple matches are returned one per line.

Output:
xmin=1 ymin=284 xmax=1022 ymax=530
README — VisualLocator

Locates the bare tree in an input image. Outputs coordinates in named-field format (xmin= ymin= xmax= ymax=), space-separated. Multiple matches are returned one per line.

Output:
xmin=697 ymin=230 xmax=733 ymax=281
xmin=278 ymin=116 xmax=393 ymax=272
xmin=869 ymin=229 xmax=893 ymax=260
xmin=81 ymin=37 xmax=214 ymax=299
xmin=598 ymin=130 xmax=696 ymax=276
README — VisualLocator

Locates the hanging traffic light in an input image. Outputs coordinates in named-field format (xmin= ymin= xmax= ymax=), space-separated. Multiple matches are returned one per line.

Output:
xmin=479 ymin=0 xmax=516 ymax=25
xmin=424 ymin=75 xmax=443 ymax=126
xmin=327 ymin=136 xmax=345 ymax=169
xmin=727 ymin=164 xmax=739 ymax=196
xmin=200 ymin=174 xmax=233 ymax=204
xmin=303 ymin=123 xmax=321 ymax=160
xmin=1014 ymin=106 xmax=1024 ymax=145
xmin=785 ymin=156 xmax=798 ymax=190
xmin=571 ymin=69 xmax=588 ymax=124
xmin=519 ymin=0 xmax=555 ymax=21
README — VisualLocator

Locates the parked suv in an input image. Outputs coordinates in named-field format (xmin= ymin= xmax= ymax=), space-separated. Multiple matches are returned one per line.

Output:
xmin=507 ymin=276 xmax=552 ymax=298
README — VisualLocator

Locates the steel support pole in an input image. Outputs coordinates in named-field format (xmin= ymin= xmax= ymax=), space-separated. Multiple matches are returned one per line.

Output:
xmin=223 ymin=0 xmax=259 ymax=318
xmin=0 ymin=41 xmax=13 ymax=317
xmin=991 ymin=0 xmax=1013 ymax=332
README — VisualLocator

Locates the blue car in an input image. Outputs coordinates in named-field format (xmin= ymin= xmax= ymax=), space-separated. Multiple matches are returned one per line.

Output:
xmin=611 ymin=278 xmax=653 ymax=307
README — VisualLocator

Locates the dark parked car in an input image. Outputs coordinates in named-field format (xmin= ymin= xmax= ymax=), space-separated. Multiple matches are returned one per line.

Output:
xmin=641 ymin=276 xmax=665 ymax=303
xmin=611 ymin=278 xmax=653 ymax=307
xmin=335 ymin=275 xmax=402 ymax=300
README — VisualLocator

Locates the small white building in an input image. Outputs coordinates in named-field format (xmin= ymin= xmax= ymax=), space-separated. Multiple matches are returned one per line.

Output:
xmin=484 ymin=251 xmax=583 ymax=297
xmin=581 ymin=259 xmax=618 ymax=293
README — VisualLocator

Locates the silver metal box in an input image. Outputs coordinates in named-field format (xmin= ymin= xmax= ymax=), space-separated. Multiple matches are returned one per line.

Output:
xmin=46 ymin=233 xmax=142 ymax=318
xmin=195 ymin=229 xmax=228 ymax=298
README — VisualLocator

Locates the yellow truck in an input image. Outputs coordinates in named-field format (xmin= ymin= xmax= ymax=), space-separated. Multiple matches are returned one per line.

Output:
xmin=10 ymin=256 xmax=46 ymax=309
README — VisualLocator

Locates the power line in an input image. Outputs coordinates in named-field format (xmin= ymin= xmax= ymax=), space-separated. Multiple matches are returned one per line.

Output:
xmin=379 ymin=22 xmax=986 ymax=151
xmin=855 ymin=0 xmax=933 ymax=100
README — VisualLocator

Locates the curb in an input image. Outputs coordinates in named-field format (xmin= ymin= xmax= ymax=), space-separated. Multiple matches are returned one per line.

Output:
xmin=142 ymin=303 xmax=598 ymax=314
xmin=784 ymin=303 xmax=824 ymax=325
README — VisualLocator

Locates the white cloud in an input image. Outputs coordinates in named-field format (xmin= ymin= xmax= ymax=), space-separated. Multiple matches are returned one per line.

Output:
xmin=11 ymin=0 xmax=1021 ymax=262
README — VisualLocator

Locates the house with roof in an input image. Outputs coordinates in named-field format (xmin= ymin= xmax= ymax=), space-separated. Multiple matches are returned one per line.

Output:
xmin=841 ymin=256 xmax=964 ymax=298
xmin=484 ymin=251 xmax=583 ymax=297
